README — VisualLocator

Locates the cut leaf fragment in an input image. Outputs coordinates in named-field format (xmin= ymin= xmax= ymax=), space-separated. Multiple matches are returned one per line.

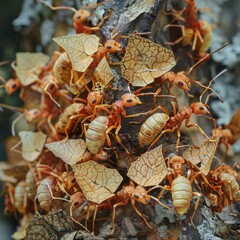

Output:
xmin=120 ymin=34 xmax=176 ymax=86
xmin=15 ymin=53 xmax=50 ymax=86
xmin=73 ymin=161 xmax=123 ymax=204
xmin=127 ymin=145 xmax=168 ymax=186
xmin=19 ymin=131 xmax=47 ymax=162
xmin=93 ymin=57 xmax=114 ymax=87
xmin=53 ymin=34 xmax=99 ymax=72
xmin=45 ymin=139 xmax=87 ymax=165
xmin=182 ymin=139 xmax=219 ymax=175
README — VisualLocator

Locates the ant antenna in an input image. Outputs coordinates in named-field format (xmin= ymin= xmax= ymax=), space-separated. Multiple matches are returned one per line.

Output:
xmin=44 ymin=82 xmax=61 ymax=108
xmin=0 ymin=60 xmax=10 ymax=66
xmin=81 ymin=0 xmax=112 ymax=10
xmin=188 ymin=43 xmax=228 ymax=76
xmin=127 ymin=84 xmax=132 ymax=94
xmin=38 ymin=0 xmax=77 ymax=13
xmin=199 ymin=69 xmax=227 ymax=103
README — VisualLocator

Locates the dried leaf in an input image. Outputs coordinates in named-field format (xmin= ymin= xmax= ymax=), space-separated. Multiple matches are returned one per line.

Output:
xmin=73 ymin=161 xmax=123 ymax=204
xmin=127 ymin=145 xmax=168 ymax=186
xmin=53 ymin=34 xmax=99 ymax=72
xmin=19 ymin=131 xmax=47 ymax=162
xmin=0 ymin=161 xmax=28 ymax=183
xmin=4 ymin=136 xmax=23 ymax=164
xmin=93 ymin=57 xmax=114 ymax=86
xmin=15 ymin=53 xmax=50 ymax=86
xmin=118 ymin=0 xmax=155 ymax=23
xmin=12 ymin=213 xmax=34 ymax=240
xmin=182 ymin=139 xmax=219 ymax=175
xmin=120 ymin=34 xmax=176 ymax=86
xmin=25 ymin=210 xmax=75 ymax=240
xmin=45 ymin=139 xmax=87 ymax=165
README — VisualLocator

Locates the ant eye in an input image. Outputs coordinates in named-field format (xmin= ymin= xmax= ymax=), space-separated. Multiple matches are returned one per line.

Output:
xmin=71 ymin=178 xmax=76 ymax=183
xmin=199 ymin=107 xmax=204 ymax=110
xmin=77 ymin=15 xmax=81 ymax=19
xmin=12 ymin=83 xmax=17 ymax=89
xmin=107 ymin=46 xmax=112 ymax=49
xmin=177 ymin=82 xmax=184 ymax=86
xmin=133 ymin=194 xmax=139 ymax=199
xmin=74 ymin=201 xmax=79 ymax=206
xmin=91 ymin=99 xmax=97 ymax=104
xmin=34 ymin=110 xmax=39 ymax=115
xmin=126 ymin=99 xmax=133 ymax=103
xmin=49 ymin=83 xmax=55 ymax=90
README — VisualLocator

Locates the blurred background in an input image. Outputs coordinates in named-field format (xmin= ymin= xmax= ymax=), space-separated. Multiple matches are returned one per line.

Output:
xmin=0 ymin=0 xmax=240 ymax=239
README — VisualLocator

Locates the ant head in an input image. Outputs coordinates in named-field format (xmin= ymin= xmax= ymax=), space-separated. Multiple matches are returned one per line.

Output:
xmin=133 ymin=186 xmax=151 ymax=204
xmin=73 ymin=9 xmax=91 ymax=26
xmin=104 ymin=40 xmax=124 ymax=53
xmin=174 ymin=72 xmax=190 ymax=91
xmin=25 ymin=109 xmax=42 ymax=122
xmin=87 ymin=92 xmax=102 ymax=106
xmin=70 ymin=192 xmax=85 ymax=209
xmin=191 ymin=102 xmax=209 ymax=115
xmin=169 ymin=156 xmax=185 ymax=165
xmin=5 ymin=79 xmax=21 ymax=94
xmin=121 ymin=93 xmax=142 ymax=107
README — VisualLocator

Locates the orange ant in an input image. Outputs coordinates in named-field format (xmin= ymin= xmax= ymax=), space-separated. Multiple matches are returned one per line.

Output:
xmin=164 ymin=0 xmax=212 ymax=57
xmin=38 ymin=0 xmax=112 ymax=34
xmin=153 ymin=44 xmax=227 ymax=104
xmin=85 ymin=92 xmax=143 ymax=154
xmin=137 ymin=70 xmax=226 ymax=151
xmin=112 ymin=180 xmax=170 ymax=232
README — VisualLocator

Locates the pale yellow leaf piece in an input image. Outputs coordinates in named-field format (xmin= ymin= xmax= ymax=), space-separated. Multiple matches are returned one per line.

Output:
xmin=127 ymin=145 xmax=168 ymax=186
xmin=15 ymin=53 xmax=50 ymax=86
xmin=12 ymin=213 xmax=34 ymax=240
xmin=182 ymin=139 xmax=219 ymax=175
xmin=45 ymin=139 xmax=87 ymax=165
xmin=120 ymin=34 xmax=176 ymax=86
xmin=53 ymin=34 xmax=99 ymax=72
xmin=93 ymin=57 xmax=114 ymax=86
xmin=73 ymin=161 xmax=123 ymax=204
xmin=19 ymin=131 xmax=47 ymax=162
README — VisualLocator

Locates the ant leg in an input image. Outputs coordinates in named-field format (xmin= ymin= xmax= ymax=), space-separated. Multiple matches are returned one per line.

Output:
xmin=147 ymin=128 xmax=176 ymax=151
xmin=115 ymin=123 xmax=130 ymax=154
xmin=164 ymin=25 xmax=186 ymax=46
xmin=190 ymin=192 xmax=201 ymax=228
xmin=130 ymin=199 xmax=152 ymax=228
xmin=112 ymin=201 xmax=127 ymax=234
xmin=185 ymin=119 xmax=211 ymax=140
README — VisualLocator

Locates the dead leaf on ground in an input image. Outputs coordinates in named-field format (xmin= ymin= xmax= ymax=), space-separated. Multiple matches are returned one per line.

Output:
xmin=93 ymin=56 xmax=114 ymax=87
xmin=127 ymin=145 xmax=168 ymax=186
xmin=19 ymin=131 xmax=47 ymax=162
xmin=182 ymin=139 xmax=219 ymax=175
xmin=25 ymin=210 xmax=75 ymax=240
xmin=120 ymin=34 xmax=176 ymax=86
xmin=53 ymin=34 xmax=99 ymax=72
xmin=14 ymin=53 xmax=50 ymax=86
xmin=45 ymin=139 xmax=87 ymax=165
xmin=72 ymin=161 xmax=123 ymax=204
